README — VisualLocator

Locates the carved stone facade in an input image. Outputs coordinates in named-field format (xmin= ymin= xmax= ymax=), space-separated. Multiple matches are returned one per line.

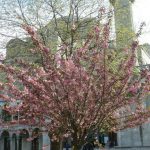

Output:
xmin=0 ymin=126 xmax=50 ymax=150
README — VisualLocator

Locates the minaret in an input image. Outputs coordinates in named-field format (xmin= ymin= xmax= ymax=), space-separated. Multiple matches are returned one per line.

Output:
xmin=110 ymin=0 xmax=135 ymax=49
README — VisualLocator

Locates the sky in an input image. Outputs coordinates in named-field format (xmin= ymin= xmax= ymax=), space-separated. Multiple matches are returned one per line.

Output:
xmin=133 ymin=0 xmax=150 ymax=44
xmin=0 ymin=0 xmax=150 ymax=54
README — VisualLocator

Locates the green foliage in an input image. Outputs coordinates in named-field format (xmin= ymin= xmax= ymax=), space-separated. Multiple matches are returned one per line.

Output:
xmin=133 ymin=67 xmax=140 ymax=76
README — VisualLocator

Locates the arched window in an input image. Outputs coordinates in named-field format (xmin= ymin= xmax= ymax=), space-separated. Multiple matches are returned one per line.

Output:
xmin=1 ymin=131 xmax=10 ymax=150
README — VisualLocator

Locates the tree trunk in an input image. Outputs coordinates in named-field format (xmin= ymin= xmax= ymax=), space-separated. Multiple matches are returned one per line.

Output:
xmin=73 ymin=144 xmax=82 ymax=150
xmin=73 ymin=145 xmax=79 ymax=150
xmin=51 ymin=141 xmax=60 ymax=150
xmin=59 ymin=139 xmax=63 ymax=150
xmin=72 ymin=138 xmax=83 ymax=150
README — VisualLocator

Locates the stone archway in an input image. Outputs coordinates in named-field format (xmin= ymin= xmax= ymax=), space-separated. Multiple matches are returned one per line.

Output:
xmin=12 ymin=134 xmax=17 ymax=150
xmin=1 ymin=131 xmax=10 ymax=150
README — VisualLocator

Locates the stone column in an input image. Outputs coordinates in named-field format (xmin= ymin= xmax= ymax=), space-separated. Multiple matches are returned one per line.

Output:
xmin=11 ymin=136 xmax=15 ymax=150
xmin=40 ymin=132 xmax=51 ymax=150
xmin=22 ymin=138 xmax=32 ymax=150
xmin=0 ymin=138 xmax=4 ymax=150
xmin=11 ymin=140 xmax=16 ymax=150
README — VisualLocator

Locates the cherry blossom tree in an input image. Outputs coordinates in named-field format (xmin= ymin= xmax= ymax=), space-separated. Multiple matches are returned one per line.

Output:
xmin=0 ymin=19 xmax=150 ymax=150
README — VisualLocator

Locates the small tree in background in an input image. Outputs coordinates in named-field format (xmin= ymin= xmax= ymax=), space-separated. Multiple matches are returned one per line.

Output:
xmin=0 ymin=17 xmax=150 ymax=150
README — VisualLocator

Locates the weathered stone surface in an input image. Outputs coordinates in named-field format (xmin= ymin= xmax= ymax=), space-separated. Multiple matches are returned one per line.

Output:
xmin=113 ymin=0 xmax=135 ymax=49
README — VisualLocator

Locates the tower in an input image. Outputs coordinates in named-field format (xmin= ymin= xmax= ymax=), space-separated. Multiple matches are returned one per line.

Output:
xmin=110 ymin=0 xmax=135 ymax=49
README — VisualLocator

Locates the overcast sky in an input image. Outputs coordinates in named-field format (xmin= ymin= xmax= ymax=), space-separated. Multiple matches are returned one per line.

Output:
xmin=133 ymin=0 xmax=150 ymax=44
xmin=0 ymin=0 xmax=150 ymax=53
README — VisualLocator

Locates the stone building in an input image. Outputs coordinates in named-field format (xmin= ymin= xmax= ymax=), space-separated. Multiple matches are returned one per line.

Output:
xmin=0 ymin=0 xmax=150 ymax=149
xmin=110 ymin=0 xmax=150 ymax=148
